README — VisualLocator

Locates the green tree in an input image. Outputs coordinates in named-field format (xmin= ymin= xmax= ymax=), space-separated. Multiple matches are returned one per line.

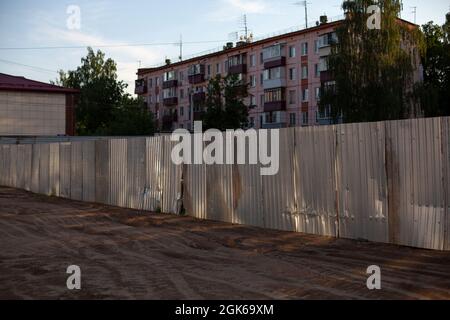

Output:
xmin=414 ymin=15 xmax=450 ymax=117
xmin=320 ymin=0 xmax=423 ymax=123
xmin=55 ymin=47 xmax=155 ymax=135
xmin=202 ymin=74 xmax=249 ymax=131
xmin=107 ymin=96 xmax=156 ymax=136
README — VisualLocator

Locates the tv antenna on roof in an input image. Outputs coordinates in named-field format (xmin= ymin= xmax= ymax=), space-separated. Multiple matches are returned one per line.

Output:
xmin=293 ymin=1 xmax=310 ymax=28
xmin=411 ymin=6 xmax=417 ymax=24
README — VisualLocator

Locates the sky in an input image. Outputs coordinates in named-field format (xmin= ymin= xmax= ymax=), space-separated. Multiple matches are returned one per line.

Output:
xmin=0 ymin=0 xmax=449 ymax=94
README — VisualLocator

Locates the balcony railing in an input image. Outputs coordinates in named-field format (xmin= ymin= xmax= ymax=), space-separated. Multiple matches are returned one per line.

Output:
xmin=192 ymin=92 xmax=206 ymax=103
xmin=135 ymin=79 xmax=147 ymax=95
xmin=162 ymin=79 xmax=178 ymax=89
xmin=264 ymin=57 xmax=286 ymax=69
xmin=228 ymin=64 xmax=247 ymax=75
xmin=163 ymin=97 xmax=178 ymax=106
xmin=264 ymin=101 xmax=287 ymax=113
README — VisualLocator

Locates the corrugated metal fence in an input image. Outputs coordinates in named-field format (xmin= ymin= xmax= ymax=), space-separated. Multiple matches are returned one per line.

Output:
xmin=1 ymin=117 xmax=449 ymax=251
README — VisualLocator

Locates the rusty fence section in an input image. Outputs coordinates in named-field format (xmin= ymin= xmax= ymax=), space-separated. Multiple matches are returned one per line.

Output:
xmin=0 ymin=117 xmax=449 ymax=250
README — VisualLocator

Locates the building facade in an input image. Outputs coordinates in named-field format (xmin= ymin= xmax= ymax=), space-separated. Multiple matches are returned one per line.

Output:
xmin=136 ymin=18 xmax=419 ymax=131
xmin=0 ymin=73 xmax=79 ymax=136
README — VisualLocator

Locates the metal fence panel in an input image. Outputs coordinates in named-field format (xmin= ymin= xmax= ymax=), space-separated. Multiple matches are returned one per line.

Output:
xmin=59 ymin=143 xmax=71 ymax=198
xmin=261 ymin=128 xmax=297 ymax=232
xmin=49 ymin=143 xmax=60 ymax=196
xmin=144 ymin=137 xmax=162 ymax=212
xmin=30 ymin=144 xmax=40 ymax=193
xmin=38 ymin=144 xmax=50 ymax=195
xmin=95 ymin=140 xmax=110 ymax=204
xmin=9 ymin=145 xmax=18 ymax=188
xmin=442 ymin=117 xmax=450 ymax=251
xmin=109 ymin=139 xmax=127 ymax=207
xmin=70 ymin=142 xmax=83 ymax=201
xmin=386 ymin=118 xmax=445 ymax=250
xmin=337 ymin=122 xmax=389 ymax=243
xmin=294 ymin=126 xmax=338 ymax=237
xmin=82 ymin=141 xmax=96 ymax=203
xmin=160 ymin=136 xmax=182 ymax=214
xmin=0 ymin=145 xmax=11 ymax=186
xmin=126 ymin=138 xmax=146 ymax=209
xmin=184 ymin=163 xmax=207 ymax=219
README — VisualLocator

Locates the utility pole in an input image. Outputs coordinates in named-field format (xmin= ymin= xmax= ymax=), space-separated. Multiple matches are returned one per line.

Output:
xmin=294 ymin=1 xmax=309 ymax=28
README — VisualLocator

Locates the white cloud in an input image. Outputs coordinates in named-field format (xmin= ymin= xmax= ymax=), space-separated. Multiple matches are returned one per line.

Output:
xmin=226 ymin=0 xmax=268 ymax=13
xmin=27 ymin=9 xmax=166 ymax=94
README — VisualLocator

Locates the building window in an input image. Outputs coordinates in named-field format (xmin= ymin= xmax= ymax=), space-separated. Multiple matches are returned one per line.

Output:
xmin=301 ymin=65 xmax=308 ymax=79
xmin=250 ymin=95 xmax=256 ymax=106
xmin=263 ymin=67 xmax=282 ymax=81
xmin=264 ymin=88 xmax=286 ymax=103
xmin=207 ymin=65 xmax=211 ymax=76
xmin=148 ymin=78 xmax=153 ymax=88
xmin=250 ymin=75 xmax=256 ymax=87
xmin=180 ymin=89 xmax=184 ymax=99
xmin=302 ymin=112 xmax=309 ymax=125
xmin=302 ymin=88 xmax=309 ymax=102
xmin=289 ymin=46 xmax=296 ymax=58
xmin=301 ymin=42 xmax=308 ymax=56
xmin=260 ymin=73 xmax=264 ymax=85
xmin=315 ymin=87 xmax=320 ymax=100
xmin=260 ymin=52 xmax=264 ymax=64
xmin=164 ymin=70 xmax=177 ymax=82
xmin=289 ymin=113 xmax=296 ymax=126
xmin=250 ymin=54 xmax=256 ymax=67
xmin=155 ymin=77 xmax=160 ymax=86
xmin=315 ymin=64 xmax=320 ymax=77
xmin=179 ymin=71 xmax=184 ymax=81
xmin=180 ymin=106 xmax=184 ymax=116
xmin=216 ymin=63 xmax=221 ymax=74
xmin=263 ymin=44 xmax=283 ymax=60
xmin=163 ymin=87 xmax=177 ymax=99
xmin=289 ymin=90 xmax=296 ymax=104
xmin=314 ymin=39 xmax=320 ymax=54
xmin=260 ymin=94 xmax=265 ymax=106
xmin=289 ymin=68 xmax=296 ymax=81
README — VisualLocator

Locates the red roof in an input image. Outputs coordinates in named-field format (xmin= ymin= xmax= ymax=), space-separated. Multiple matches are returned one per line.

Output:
xmin=0 ymin=73 xmax=79 ymax=94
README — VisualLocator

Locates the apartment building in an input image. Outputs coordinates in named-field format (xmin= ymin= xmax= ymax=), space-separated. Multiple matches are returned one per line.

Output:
xmin=135 ymin=17 xmax=418 ymax=131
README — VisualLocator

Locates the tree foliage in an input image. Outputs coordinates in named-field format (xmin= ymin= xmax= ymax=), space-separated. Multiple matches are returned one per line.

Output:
xmin=320 ymin=0 xmax=424 ymax=123
xmin=413 ymin=16 xmax=450 ymax=117
xmin=55 ymin=47 xmax=155 ymax=135
xmin=202 ymin=74 xmax=249 ymax=131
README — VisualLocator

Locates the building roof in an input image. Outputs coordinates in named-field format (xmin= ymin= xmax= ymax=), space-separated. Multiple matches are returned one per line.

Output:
xmin=136 ymin=17 xmax=419 ymax=77
xmin=137 ymin=20 xmax=343 ymax=76
xmin=0 ymin=73 xmax=79 ymax=94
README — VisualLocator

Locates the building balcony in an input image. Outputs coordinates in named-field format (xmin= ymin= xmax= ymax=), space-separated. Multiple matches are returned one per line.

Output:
xmin=135 ymin=79 xmax=147 ymax=95
xmin=163 ymin=97 xmax=178 ymax=106
xmin=162 ymin=79 xmax=178 ymax=89
xmin=228 ymin=64 xmax=247 ymax=75
xmin=264 ymin=101 xmax=287 ymax=113
xmin=192 ymin=92 xmax=206 ymax=104
xmin=263 ymin=78 xmax=286 ymax=90
xmin=188 ymin=74 xmax=205 ymax=84
xmin=264 ymin=57 xmax=286 ymax=69
xmin=320 ymin=70 xmax=333 ymax=83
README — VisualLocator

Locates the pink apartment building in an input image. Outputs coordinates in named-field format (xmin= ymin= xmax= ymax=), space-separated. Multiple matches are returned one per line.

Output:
xmin=135 ymin=18 xmax=418 ymax=131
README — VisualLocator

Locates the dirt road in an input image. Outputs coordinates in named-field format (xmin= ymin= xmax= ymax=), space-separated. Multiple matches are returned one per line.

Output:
xmin=0 ymin=187 xmax=449 ymax=300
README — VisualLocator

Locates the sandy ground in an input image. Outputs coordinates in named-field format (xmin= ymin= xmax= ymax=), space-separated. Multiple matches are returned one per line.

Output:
xmin=0 ymin=187 xmax=449 ymax=300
